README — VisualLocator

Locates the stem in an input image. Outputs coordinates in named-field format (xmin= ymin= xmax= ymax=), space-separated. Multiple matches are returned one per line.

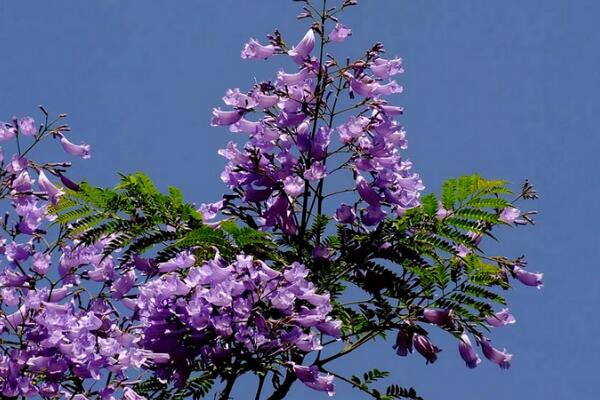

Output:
xmin=298 ymin=0 xmax=328 ymax=251
xmin=255 ymin=374 xmax=266 ymax=400
xmin=266 ymin=370 xmax=297 ymax=400
xmin=218 ymin=375 xmax=238 ymax=400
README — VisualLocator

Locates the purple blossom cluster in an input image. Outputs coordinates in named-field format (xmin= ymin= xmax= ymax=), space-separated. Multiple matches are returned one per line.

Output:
xmin=0 ymin=115 xmax=143 ymax=397
xmin=133 ymin=253 xmax=341 ymax=387
xmin=211 ymin=22 xmax=423 ymax=234
xmin=0 ymin=112 xmax=342 ymax=398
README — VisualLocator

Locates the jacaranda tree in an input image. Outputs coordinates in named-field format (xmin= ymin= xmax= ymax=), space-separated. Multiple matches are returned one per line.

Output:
xmin=0 ymin=1 xmax=541 ymax=399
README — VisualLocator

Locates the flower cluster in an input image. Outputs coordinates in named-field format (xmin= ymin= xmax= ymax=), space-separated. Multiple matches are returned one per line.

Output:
xmin=0 ymin=114 xmax=136 ymax=397
xmin=211 ymin=22 xmax=423 ymax=235
xmin=134 ymin=253 xmax=341 ymax=388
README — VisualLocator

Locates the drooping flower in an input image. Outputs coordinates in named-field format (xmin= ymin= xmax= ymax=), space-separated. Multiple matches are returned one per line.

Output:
xmin=458 ymin=333 xmax=481 ymax=369
xmin=58 ymin=172 xmax=80 ymax=191
xmin=59 ymin=135 xmax=91 ymax=159
xmin=111 ymin=269 xmax=136 ymax=298
xmin=356 ymin=176 xmax=381 ymax=206
xmin=393 ymin=328 xmax=413 ymax=356
xmin=423 ymin=308 xmax=453 ymax=326
xmin=361 ymin=205 xmax=386 ymax=226
xmin=334 ymin=204 xmax=356 ymax=224
xmin=513 ymin=266 xmax=543 ymax=289
xmin=480 ymin=337 xmax=512 ymax=369
xmin=37 ymin=170 xmax=63 ymax=204
xmin=291 ymin=364 xmax=335 ymax=397
xmin=241 ymin=38 xmax=276 ymax=60
xmin=329 ymin=23 xmax=352 ymax=43
xmin=413 ymin=334 xmax=441 ymax=364
xmin=486 ymin=308 xmax=516 ymax=327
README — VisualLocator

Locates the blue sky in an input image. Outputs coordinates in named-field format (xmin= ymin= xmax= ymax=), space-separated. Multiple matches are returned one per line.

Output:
xmin=1 ymin=1 xmax=598 ymax=399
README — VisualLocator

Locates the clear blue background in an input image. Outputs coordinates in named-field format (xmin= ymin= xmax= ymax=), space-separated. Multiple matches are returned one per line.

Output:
xmin=1 ymin=1 xmax=598 ymax=399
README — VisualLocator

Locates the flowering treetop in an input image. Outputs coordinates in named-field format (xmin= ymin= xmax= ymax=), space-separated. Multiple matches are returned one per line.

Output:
xmin=0 ymin=1 xmax=541 ymax=399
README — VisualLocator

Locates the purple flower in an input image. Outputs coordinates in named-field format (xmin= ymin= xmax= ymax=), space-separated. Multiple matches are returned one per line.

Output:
xmin=317 ymin=318 xmax=342 ymax=338
xmin=393 ymin=328 xmax=413 ymax=356
xmin=58 ymin=172 xmax=80 ymax=191
xmin=158 ymin=252 xmax=195 ymax=273
xmin=347 ymin=74 xmax=402 ymax=98
xmin=303 ymin=162 xmax=327 ymax=181
xmin=436 ymin=202 xmax=450 ymax=219
xmin=59 ymin=135 xmax=91 ymax=159
xmin=5 ymin=242 xmax=31 ymax=263
xmin=329 ymin=23 xmax=352 ymax=42
xmin=499 ymin=207 xmax=520 ymax=224
xmin=292 ymin=364 xmax=335 ymax=396
xmin=252 ymin=91 xmax=279 ymax=108
xmin=371 ymin=80 xmax=403 ymax=97
xmin=370 ymin=57 xmax=404 ymax=79
xmin=223 ymin=88 xmax=257 ymax=108
xmin=32 ymin=252 xmax=51 ymax=275
xmin=283 ymin=176 xmax=305 ymax=198
xmin=480 ymin=337 xmax=512 ymax=369
xmin=356 ymin=176 xmax=381 ymax=206
xmin=378 ymin=104 xmax=404 ymax=116
xmin=241 ymin=38 xmax=276 ymax=60
xmin=123 ymin=388 xmax=146 ymax=400
xmin=37 ymin=170 xmax=63 ymax=204
xmin=338 ymin=115 xmax=369 ymax=143
xmin=453 ymin=243 xmax=471 ymax=258
xmin=334 ymin=204 xmax=356 ymax=224
xmin=211 ymin=108 xmax=244 ymax=126
xmin=486 ymin=308 xmax=516 ymax=327
xmin=198 ymin=199 xmax=224 ymax=221
xmin=277 ymin=68 xmax=313 ymax=86
xmin=111 ymin=270 xmax=136 ymax=299
xmin=413 ymin=334 xmax=441 ymax=364
xmin=423 ymin=308 xmax=453 ymax=326
xmin=311 ymin=245 xmax=331 ymax=260
xmin=0 ymin=122 xmax=16 ymax=141
xmin=361 ymin=205 xmax=386 ymax=226
xmin=458 ymin=333 xmax=481 ymax=369
xmin=288 ymin=29 xmax=315 ymax=64
xmin=513 ymin=266 xmax=543 ymax=289
xmin=18 ymin=117 xmax=37 ymax=136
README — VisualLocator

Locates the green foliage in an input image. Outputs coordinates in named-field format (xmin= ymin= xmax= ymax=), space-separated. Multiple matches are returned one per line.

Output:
xmin=133 ymin=374 xmax=214 ymax=400
xmin=54 ymin=172 xmax=532 ymax=399
xmin=51 ymin=172 xmax=274 ymax=267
